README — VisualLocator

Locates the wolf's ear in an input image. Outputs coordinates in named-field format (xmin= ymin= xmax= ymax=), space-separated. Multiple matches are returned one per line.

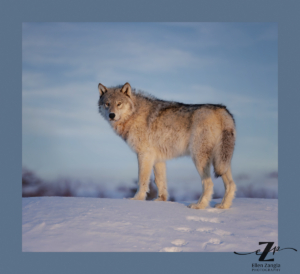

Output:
xmin=121 ymin=82 xmax=132 ymax=98
xmin=98 ymin=83 xmax=107 ymax=97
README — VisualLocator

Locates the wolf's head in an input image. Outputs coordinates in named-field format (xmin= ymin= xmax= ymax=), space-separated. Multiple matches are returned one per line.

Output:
xmin=98 ymin=82 xmax=135 ymax=124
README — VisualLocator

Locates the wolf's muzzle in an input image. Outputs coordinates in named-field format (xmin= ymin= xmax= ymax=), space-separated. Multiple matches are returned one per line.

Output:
xmin=109 ymin=113 xmax=115 ymax=119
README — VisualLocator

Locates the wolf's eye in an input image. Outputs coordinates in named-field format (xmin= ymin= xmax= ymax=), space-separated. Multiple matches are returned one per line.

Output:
xmin=117 ymin=102 xmax=122 ymax=107
xmin=105 ymin=103 xmax=110 ymax=107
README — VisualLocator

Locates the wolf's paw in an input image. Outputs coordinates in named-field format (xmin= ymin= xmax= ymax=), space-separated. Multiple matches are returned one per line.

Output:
xmin=188 ymin=203 xmax=207 ymax=209
xmin=214 ymin=203 xmax=230 ymax=209
xmin=129 ymin=196 xmax=145 ymax=201
xmin=154 ymin=195 xmax=167 ymax=202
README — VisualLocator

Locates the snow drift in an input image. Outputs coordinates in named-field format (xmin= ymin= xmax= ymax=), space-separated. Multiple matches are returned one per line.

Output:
xmin=22 ymin=197 xmax=278 ymax=252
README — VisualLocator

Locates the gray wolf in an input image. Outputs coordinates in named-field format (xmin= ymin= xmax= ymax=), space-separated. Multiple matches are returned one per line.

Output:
xmin=98 ymin=82 xmax=236 ymax=209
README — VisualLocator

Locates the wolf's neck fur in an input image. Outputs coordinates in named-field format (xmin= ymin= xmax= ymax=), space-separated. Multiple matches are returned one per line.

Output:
xmin=113 ymin=118 xmax=132 ymax=141
xmin=111 ymin=94 xmax=141 ymax=141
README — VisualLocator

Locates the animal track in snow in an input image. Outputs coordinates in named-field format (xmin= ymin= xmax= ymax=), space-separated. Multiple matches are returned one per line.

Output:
xmin=174 ymin=227 xmax=192 ymax=232
xmin=213 ymin=229 xmax=232 ymax=236
xmin=196 ymin=227 xmax=232 ymax=236
xmin=171 ymin=239 xmax=188 ymax=246
xmin=202 ymin=238 xmax=222 ymax=249
xmin=267 ymin=231 xmax=278 ymax=237
xmin=49 ymin=223 xmax=63 ymax=230
xmin=186 ymin=216 xmax=221 ymax=223
xmin=30 ymin=222 xmax=46 ymax=232
xmin=160 ymin=247 xmax=182 ymax=252
xmin=196 ymin=227 xmax=214 ymax=232
xmin=208 ymin=238 xmax=221 ymax=244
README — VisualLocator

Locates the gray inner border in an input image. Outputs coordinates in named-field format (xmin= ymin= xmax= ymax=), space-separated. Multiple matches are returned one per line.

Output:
xmin=1 ymin=0 xmax=299 ymax=273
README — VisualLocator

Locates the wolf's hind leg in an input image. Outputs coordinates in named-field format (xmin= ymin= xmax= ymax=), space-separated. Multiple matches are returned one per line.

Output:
xmin=215 ymin=168 xmax=236 ymax=209
xmin=153 ymin=162 xmax=168 ymax=201
xmin=130 ymin=153 xmax=154 ymax=201
xmin=188 ymin=160 xmax=214 ymax=210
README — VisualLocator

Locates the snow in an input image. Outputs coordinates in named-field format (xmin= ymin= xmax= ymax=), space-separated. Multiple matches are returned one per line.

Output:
xmin=22 ymin=197 xmax=278 ymax=252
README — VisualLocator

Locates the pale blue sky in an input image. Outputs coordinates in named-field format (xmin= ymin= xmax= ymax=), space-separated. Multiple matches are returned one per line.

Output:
xmin=22 ymin=23 xmax=277 ymax=188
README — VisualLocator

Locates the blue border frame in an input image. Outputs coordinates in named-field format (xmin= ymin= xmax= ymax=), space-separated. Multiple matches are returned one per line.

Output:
xmin=1 ymin=0 xmax=299 ymax=273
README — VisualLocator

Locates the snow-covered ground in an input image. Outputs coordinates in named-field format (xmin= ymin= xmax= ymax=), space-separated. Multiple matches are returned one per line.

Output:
xmin=22 ymin=197 xmax=278 ymax=252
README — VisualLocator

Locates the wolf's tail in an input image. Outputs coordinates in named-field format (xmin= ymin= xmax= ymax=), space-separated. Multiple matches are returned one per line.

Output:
xmin=213 ymin=128 xmax=236 ymax=178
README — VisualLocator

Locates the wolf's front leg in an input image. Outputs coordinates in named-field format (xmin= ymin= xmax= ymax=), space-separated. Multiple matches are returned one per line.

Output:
xmin=153 ymin=162 xmax=168 ymax=201
xmin=130 ymin=153 xmax=154 ymax=200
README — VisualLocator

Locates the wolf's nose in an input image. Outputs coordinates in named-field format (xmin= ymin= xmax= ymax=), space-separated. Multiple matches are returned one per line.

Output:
xmin=109 ymin=113 xmax=115 ymax=119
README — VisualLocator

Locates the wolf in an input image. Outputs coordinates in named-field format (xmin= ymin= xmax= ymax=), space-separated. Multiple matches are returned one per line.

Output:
xmin=98 ymin=82 xmax=236 ymax=209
